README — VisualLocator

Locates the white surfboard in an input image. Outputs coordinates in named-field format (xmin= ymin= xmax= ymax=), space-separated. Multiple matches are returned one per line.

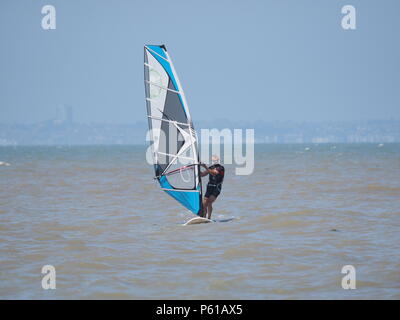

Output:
xmin=183 ymin=217 xmax=213 ymax=226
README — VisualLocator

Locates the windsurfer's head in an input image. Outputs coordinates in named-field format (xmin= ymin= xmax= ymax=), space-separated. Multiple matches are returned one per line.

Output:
xmin=211 ymin=155 xmax=220 ymax=164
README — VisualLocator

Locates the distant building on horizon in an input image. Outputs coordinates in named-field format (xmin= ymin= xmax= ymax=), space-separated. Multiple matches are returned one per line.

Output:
xmin=54 ymin=104 xmax=73 ymax=125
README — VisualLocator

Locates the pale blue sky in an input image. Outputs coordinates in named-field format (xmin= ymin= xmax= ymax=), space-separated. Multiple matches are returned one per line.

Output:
xmin=0 ymin=0 xmax=399 ymax=124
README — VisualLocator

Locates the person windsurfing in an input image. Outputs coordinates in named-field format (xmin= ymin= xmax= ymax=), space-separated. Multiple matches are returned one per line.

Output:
xmin=200 ymin=155 xmax=225 ymax=219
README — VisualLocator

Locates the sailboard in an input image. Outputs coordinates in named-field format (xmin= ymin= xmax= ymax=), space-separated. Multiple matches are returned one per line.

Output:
xmin=144 ymin=45 xmax=203 ymax=216
xmin=184 ymin=217 xmax=212 ymax=226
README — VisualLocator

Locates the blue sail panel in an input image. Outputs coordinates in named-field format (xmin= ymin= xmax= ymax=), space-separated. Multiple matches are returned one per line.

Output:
xmin=159 ymin=176 xmax=201 ymax=215
xmin=147 ymin=45 xmax=167 ymax=59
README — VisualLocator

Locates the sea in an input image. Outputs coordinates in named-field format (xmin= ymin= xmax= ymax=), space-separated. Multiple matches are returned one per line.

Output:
xmin=0 ymin=144 xmax=399 ymax=299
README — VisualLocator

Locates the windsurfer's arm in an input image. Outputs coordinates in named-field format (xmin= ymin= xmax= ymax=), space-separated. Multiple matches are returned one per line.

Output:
xmin=199 ymin=163 xmax=209 ymax=177
xmin=199 ymin=163 xmax=218 ymax=176
xmin=200 ymin=170 xmax=209 ymax=177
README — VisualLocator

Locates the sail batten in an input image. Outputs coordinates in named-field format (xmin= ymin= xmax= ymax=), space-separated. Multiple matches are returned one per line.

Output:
xmin=144 ymin=44 xmax=202 ymax=215
xmin=145 ymin=80 xmax=180 ymax=94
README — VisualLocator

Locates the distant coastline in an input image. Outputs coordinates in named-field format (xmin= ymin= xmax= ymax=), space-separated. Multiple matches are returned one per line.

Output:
xmin=0 ymin=119 xmax=399 ymax=146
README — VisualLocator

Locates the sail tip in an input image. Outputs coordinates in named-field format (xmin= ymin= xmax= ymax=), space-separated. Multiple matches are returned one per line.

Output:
xmin=144 ymin=44 xmax=167 ymax=51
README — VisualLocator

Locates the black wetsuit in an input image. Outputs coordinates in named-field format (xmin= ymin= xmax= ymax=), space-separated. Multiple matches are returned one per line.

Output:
xmin=204 ymin=164 xmax=225 ymax=198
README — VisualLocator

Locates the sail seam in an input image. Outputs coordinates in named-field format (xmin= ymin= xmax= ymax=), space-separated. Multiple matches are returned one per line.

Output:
xmin=156 ymin=151 xmax=197 ymax=161
xmin=161 ymin=188 xmax=200 ymax=193
xmin=147 ymin=115 xmax=190 ymax=127
xmin=145 ymin=80 xmax=180 ymax=94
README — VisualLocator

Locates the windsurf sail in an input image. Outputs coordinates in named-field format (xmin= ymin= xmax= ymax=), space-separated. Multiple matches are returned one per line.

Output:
xmin=144 ymin=44 xmax=203 ymax=215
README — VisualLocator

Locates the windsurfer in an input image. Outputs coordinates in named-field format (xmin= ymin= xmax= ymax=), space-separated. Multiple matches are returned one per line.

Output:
xmin=200 ymin=155 xmax=225 ymax=219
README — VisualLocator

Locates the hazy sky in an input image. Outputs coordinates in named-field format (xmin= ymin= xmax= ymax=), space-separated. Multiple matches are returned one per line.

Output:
xmin=0 ymin=0 xmax=399 ymax=124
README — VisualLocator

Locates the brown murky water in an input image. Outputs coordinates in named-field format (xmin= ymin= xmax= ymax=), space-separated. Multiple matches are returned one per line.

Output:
xmin=0 ymin=144 xmax=399 ymax=299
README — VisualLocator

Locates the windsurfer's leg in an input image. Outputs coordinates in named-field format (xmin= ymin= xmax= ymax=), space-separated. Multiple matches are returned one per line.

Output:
xmin=207 ymin=195 xmax=216 ymax=219
xmin=202 ymin=197 xmax=208 ymax=217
